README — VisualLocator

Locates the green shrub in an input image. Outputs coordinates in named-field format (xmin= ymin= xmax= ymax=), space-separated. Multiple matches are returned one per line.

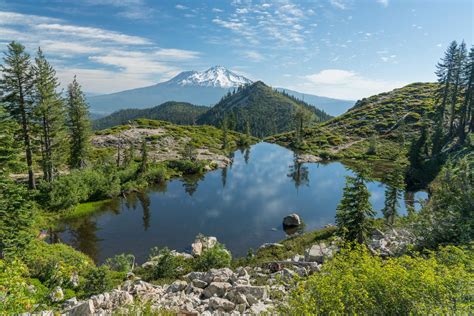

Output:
xmin=104 ymin=253 xmax=135 ymax=272
xmin=81 ymin=266 xmax=113 ymax=297
xmin=21 ymin=240 xmax=93 ymax=287
xmin=194 ymin=243 xmax=232 ymax=271
xmin=151 ymin=248 xmax=192 ymax=279
xmin=167 ymin=160 xmax=206 ymax=175
xmin=143 ymin=164 xmax=168 ymax=183
xmin=284 ymin=244 xmax=473 ymax=315
xmin=0 ymin=259 xmax=36 ymax=314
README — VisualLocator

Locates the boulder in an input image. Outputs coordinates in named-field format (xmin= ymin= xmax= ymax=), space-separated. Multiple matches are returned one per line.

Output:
xmin=203 ymin=282 xmax=232 ymax=298
xmin=304 ymin=242 xmax=334 ymax=263
xmin=192 ymin=235 xmax=218 ymax=256
xmin=192 ymin=278 xmax=208 ymax=288
xmin=233 ymin=285 xmax=268 ymax=300
xmin=209 ymin=297 xmax=235 ymax=312
xmin=167 ymin=280 xmax=187 ymax=293
xmin=282 ymin=213 xmax=301 ymax=227
xmin=62 ymin=297 xmax=78 ymax=309
xmin=65 ymin=300 xmax=95 ymax=316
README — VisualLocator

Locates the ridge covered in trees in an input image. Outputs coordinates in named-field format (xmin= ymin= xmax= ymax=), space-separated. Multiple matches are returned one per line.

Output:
xmin=197 ymin=81 xmax=332 ymax=137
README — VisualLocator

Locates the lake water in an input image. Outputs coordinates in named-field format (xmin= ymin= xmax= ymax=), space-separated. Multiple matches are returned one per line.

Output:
xmin=55 ymin=142 xmax=427 ymax=263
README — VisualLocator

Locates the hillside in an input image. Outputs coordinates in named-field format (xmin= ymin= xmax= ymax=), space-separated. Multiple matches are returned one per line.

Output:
xmin=92 ymin=101 xmax=208 ymax=130
xmin=267 ymin=82 xmax=438 ymax=160
xmin=197 ymin=81 xmax=332 ymax=137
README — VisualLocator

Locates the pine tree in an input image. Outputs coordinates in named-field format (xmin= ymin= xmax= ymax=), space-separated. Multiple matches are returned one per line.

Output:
xmin=459 ymin=46 xmax=474 ymax=142
xmin=336 ymin=174 xmax=375 ymax=243
xmin=0 ymin=105 xmax=19 ymax=175
xmin=221 ymin=116 xmax=228 ymax=150
xmin=139 ymin=138 xmax=148 ymax=174
xmin=66 ymin=76 xmax=91 ymax=169
xmin=0 ymin=42 xmax=36 ymax=189
xmin=33 ymin=48 xmax=66 ymax=181
xmin=382 ymin=165 xmax=405 ymax=226
xmin=0 ymin=178 xmax=36 ymax=257
xmin=448 ymin=42 xmax=467 ymax=135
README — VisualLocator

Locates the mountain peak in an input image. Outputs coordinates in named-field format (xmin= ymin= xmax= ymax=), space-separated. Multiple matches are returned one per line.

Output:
xmin=167 ymin=66 xmax=252 ymax=88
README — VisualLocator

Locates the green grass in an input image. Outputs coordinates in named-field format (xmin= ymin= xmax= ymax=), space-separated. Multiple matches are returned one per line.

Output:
xmin=232 ymin=227 xmax=337 ymax=267
xmin=60 ymin=199 xmax=112 ymax=220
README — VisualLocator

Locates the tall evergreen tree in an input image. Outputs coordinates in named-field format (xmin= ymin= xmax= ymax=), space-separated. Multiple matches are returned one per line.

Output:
xmin=336 ymin=174 xmax=375 ymax=243
xmin=459 ymin=46 xmax=474 ymax=142
xmin=138 ymin=138 xmax=148 ymax=174
xmin=66 ymin=76 xmax=91 ymax=169
xmin=221 ymin=116 xmax=228 ymax=150
xmin=448 ymin=42 xmax=467 ymax=135
xmin=0 ymin=105 xmax=19 ymax=175
xmin=0 ymin=42 xmax=36 ymax=189
xmin=382 ymin=165 xmax=405 ymax=226
xmin=33 ymin=48 xmax=66 ymax=181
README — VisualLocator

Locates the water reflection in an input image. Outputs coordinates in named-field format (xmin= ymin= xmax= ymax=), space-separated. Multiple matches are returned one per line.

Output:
xmin=56 ymin=142 xmax=427 ymax=263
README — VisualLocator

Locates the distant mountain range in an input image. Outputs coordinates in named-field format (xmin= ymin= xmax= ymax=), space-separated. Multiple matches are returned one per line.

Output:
xmin=87 ymin=66 xmax=354 ymax=116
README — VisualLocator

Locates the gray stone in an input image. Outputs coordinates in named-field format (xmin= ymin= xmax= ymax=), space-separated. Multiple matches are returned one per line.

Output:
xmin=192 ymin=278 xmax=208 ymax=288
xmin=167 ymin=280 xmax=187 ymax=293
xmin=203 ymin=282 xmax=232 ymax=298
xmin=282 ymin=213 xmax=301 ymax=226
xmin=209 ymin=297 xmax=235 ymax=312
xmin=233 ymin=285 xmax=268 ymax=300
xmin=305 ymin=242 xmax=334 ymax=263
xmin=65 ymin=300 xmax=95 ymax=316
xmin=192 ymin=235 xmax=217 ymax=256
xmin=258 ymin=243 xmax=284 ymax=250
xmin=62 ymin=297 xmax=78 ymax=309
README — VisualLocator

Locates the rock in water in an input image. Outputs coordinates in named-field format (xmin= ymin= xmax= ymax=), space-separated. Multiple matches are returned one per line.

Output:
xmin=191 ymin=235 xmax=218 ymax=256
xmin=283 ymin=213 xmax=301 ymax=227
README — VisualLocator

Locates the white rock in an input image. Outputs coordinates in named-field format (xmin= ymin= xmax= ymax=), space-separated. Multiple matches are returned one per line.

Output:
xmin=209 ymin=297 xmax=235 ymax=312
xmin=203 ymin=282 xmax=232 ymax=298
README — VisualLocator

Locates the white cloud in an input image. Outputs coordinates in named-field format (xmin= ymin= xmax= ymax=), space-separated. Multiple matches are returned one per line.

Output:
xmin=153 ymin=48 xmax=200 ymax=60
xmin=376 ymin=0 xmax=389 ymax=7
xmin=292 ymin=69 xmax=407 ymax=99
xmin=175 ymin=4 xmax=188 ymax=10
xmin=39 ymin=40 xmax=104 ymax=54
xmin=0 ymin=11 xmax=61 ymax=25
xmin=330 ymin=0 xmax=348 ymax=10
xmin=56 ymin=67 xmax=155 ymax=94
xmin=243 ymin=50 xmax=264 ymax=62
xmin=212 ymin=8 xmax=224 ymax=13
xmin=34 ymin=23 xmax=151 ymax=45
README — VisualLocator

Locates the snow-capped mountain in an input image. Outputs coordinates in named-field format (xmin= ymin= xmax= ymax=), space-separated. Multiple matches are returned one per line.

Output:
xmin=87 ymin=66 xmax=353 ymax=115
xmin=168 ymin=66 xmax=252 ymax=88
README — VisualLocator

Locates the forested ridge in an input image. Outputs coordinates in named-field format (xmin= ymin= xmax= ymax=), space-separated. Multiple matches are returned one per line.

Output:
xmin=0 ymin=40 xmax=473 ymax=314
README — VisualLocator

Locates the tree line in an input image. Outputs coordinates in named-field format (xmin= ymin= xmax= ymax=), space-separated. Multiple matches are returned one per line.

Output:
xmin=0 ymin=42 xmax=91 ymax=189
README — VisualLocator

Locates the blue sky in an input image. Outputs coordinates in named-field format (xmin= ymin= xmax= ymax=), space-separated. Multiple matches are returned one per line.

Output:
xmin=0 ymin=0 xmax=472 ymax=99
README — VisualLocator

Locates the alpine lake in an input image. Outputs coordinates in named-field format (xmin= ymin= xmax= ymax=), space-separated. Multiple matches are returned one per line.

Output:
xmin=53 ymin=142 xmax=427 ymax=263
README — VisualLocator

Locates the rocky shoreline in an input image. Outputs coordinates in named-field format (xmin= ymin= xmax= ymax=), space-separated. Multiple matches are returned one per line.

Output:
xmin=28 ymin=226 xmax=416 ymax=316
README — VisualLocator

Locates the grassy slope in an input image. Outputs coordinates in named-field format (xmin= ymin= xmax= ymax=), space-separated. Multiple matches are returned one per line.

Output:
xmin=197 ymin=81 xmax=332 ymax=137
xmin=267 ymin=82 xmax=437 ymax=160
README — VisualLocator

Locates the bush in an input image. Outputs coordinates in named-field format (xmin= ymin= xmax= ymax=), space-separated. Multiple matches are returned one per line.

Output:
xmin=167 ymin=160 xmax=206 ymax=175
xmin=21 ymin=240 xmax=93 ymax=287
xmin=0 ymin=259 xmax=36 ymax=314
xmin=104 ymin=253 xmax=135 ymax=272
xmin=39 ymin=167 xmax=121 ymax=211
xmin=284 ymin=244 xmax=473 ymax=315
xmin=81 ymin=266 xmax=114 ymax=297
xmin=152 ymin=248 xmax=192 ymax=279
xmin=194 ymin=243 xmax=232 ymax=271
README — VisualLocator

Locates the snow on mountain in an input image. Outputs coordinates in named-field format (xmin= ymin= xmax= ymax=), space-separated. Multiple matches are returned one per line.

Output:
xmin=168 ymin=66 xmax=252 ymax=88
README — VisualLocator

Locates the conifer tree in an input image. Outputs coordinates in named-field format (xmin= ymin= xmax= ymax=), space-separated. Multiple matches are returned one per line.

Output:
xmin=66 ymin=76 xmax=91 ymax=169
xmin=459 ymin=46 xmax=474 ymax=142
xmin=139 ymin=138 xmax=148 ymax=174
xmin=382 ymin=165 xmax=405 ymax=226
xmin=221 ymin=116 xmax=228 ymax=150
xmin=0 ymin=105 xmax=18 ymax=175
xmin=336 ymin=174 xmax=375 ymax=243
xmin=33 ymin=48 xmax=66 ymax=181
xmin=448 ymin=42 xmax=466 ymax=135
xmin=0 ymin=42 xmax=36 ymax=189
